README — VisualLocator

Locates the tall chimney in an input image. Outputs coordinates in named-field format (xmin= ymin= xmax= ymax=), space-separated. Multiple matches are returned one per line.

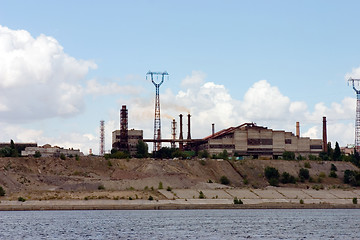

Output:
xmin=179 ymin=114 xmax=183 ymax=150
xmin=323 ymin=116 xmax=328 ymax=152
xmin=171 ymin=119 xmax=176 ymax=149
xmin=296 ymin=122 xmax=300 ymax=137
xmin=212 ymin=123 xmax=215 ymax=136
xmin=187 ymin=114 xmax=191 ymax=140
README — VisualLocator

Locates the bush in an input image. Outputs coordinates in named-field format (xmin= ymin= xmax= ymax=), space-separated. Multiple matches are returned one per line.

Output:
xmin=60 ymin=153 xmax=66 ymax=160
xmin=199 ymin=191 xmax=205 ymax=199
xmin=353 ymin=197 xmax=358 ymax=204
xmin=330 ymin=164 xmax=337 ymax=172
xmin=198 ymin=150 xmax=209 ymax=159
xmin=299 ymin=168 xmax=310 ymax=180
xmin=98 ymin=184 xmax=105 ymax=190
xmin=268 ymin=178 xmax=279 ymax=186
xmin=148 ymin=195 xmax=153 ymax=201
xmin=299 ymin=199 xmax=304 ymax=204
xmin=75 ymin=155 xmax=80 ymax=161
xmin=18 ymin=197 xmax=26 ymax=202
xmin=233 ymin=197 xmax=243 ymax=204
xmin=344 ymin=170 xmax=360 ymax=186
xmin=329 ymin=171 xmax=337 ymax=178
xmin=0 ymin=186 xmax=5 ymax=196
xmin=166 ymin=186 xmax=172 ymax=191
xmin=200 ymin=159 xmax=206 ymax=166
xmin=319 ymin=172 xmax=326 ymax=178
xmin=158 ymin=182 xmax=163 ymax=189
xmin=282 ymin=151 xmax=295 ymax=160
xmin=220 ymin=176 xmax=230 ymax=185
xmin=281 ymin=172 xmax=296 ymax=184
xmin=304 ymin=162 xmax=311 ymax=169
xmin=264 ymin=166 xmax=280 ymax=180
xmin=34 ymin=151 xmax=41 ymax=158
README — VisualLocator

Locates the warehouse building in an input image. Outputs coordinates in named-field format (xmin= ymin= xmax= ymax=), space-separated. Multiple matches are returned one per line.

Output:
xmin=200 ymin=123 xmax=323 ymax=158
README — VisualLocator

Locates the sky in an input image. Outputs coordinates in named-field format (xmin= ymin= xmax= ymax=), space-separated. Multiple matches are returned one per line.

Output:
xmin=1 ymin=0 xmax=360 ymax=154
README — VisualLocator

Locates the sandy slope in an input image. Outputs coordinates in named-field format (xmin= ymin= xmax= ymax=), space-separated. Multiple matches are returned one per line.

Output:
xmin=0 ymin=156 xmax=359 ymax=202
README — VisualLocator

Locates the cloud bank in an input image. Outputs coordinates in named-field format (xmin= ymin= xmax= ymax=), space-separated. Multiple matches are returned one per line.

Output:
xmin=0 ymin=25 xmax=96 ymax=122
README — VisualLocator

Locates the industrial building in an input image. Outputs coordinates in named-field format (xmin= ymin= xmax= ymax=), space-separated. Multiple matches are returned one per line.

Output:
xmin=112 ymin=129 xmax=143 ymax=156
xmin=21 ymin=144 xmax=83 ymax=157
xmin=199 ymin=122 xmax=323 ymax=158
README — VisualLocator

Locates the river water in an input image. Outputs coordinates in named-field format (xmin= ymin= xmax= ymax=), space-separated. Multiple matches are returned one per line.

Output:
xmin=0 ymin=209 xmax=359 ymax=239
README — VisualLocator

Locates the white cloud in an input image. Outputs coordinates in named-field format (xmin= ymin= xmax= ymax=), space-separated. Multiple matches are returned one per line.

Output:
xmin=85 ymin=79 xmax=143 ymax=96
xmin=0 ymin=25 xmax=96 ymax=122
xmin=181 ymin=70 xmax=206 ymax=88
xmin=345 ymin=66 xmax=360 ymax=80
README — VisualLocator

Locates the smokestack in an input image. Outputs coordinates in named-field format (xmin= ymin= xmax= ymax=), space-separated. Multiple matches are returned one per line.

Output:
xmin=171 ymin=119 xmax=176 ymax=149
xmin=179 ymin=114 xmax=183 ymax=150
xmin=212 ymin=123 xmax=215 ymax=136
xmin=296 ymin=122 xmax=300 ymax=137
xmin=323 ymin=116 xmax=328 ymax=152
xmin=187 ymin=114 xmax=191 ymax=140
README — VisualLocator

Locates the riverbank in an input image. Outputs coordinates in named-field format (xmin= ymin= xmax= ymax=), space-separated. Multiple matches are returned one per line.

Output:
xmin=2 ymin=187 xmax=360 ymax=210
xmin=1 ymin=199 xmax=360 ymax=211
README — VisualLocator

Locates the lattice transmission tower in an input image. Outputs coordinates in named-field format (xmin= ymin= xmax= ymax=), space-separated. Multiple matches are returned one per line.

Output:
xmin=348 ymin=78 xmax=360 ymax=149
xmin=146 ymin=71 xmax=169 ymax=152
xmin=99 ymin=120 xmax=105 ymax=156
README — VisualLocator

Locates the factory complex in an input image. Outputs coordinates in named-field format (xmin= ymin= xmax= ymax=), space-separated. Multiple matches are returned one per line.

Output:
xmin=111 ymin=105 xmax=326 ymax=159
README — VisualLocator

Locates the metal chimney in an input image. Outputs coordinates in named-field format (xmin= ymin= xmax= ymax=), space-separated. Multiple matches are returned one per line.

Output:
xmin=187 ymin=114 xmax=191 ymax=140
xmin=212 ymin=123 xmax=215 ymax=136
xmin=296 ymin=122 xmax=300 ymax=137
xmin=179 ymin=114 xmax=183 ymax=150
xmin=323 ymin=116 xmax=328 ymax=152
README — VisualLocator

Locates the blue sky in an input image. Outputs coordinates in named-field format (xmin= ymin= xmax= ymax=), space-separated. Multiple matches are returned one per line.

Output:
xmin=1 ymin=1 xmax=360 ymax=154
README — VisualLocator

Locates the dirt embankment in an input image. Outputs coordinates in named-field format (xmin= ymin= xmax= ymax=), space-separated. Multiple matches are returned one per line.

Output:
xmin=0 ymin=156 xmax=359 ymax=200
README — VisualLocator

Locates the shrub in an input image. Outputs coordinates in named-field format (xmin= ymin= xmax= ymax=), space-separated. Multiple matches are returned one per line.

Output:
xmin=268 ymin=178 xmax=279 ymax=186
xmin=353 ymin=197 xmax=358 ymax=204
xmin=199 ymin=191 xmax=205 ymax=199
xmin=60 ymin=154 xmax=66 ymax=160
xmin=329 ymin=171 xmax=337 ymax=178
xmin=98 ymin=184 xmax=105 ymax=190
xmin=18 ymin=197 xmax=26 ymax=202
xmin=299 ymin=168 xmax=310 ymax=180
xmin=281 ymin=172 xmax=296 ymax=184
xmin=166 ymin=186 xmax=172 ymax=191
xmin=34 ymin=151 xmax=41 ymax=158
xmin=264 ymin=166 xmax=280 ymax=180
xmin=129 ymin=197 xmax=133 ymax=200
xmin=220 ymin=176 xmax=230 ymax=185
xmin=299 ymin=199 xmax=304 ymax=204
xmin=319 ymin=172 xmax=326 ymax=178
xmin=0 ymin=186 xmax=5 ymax=196
xmin=158 ymin=182 xmax=163 ymax=189
xmin=344 ymin=170 xmax=360 ymax=186
xmin=75 ymin=155 xmax=80 ymax=161
xmin=200 ymin=159 xmax=206 ymax=166
xmin=107 ymin=160 xmax=112 ymax=167
xmin=208 ymin=179 xmax=213 ymax=183
xmin=304 ymin=162 xmax=311 ymax=169
xmin=233 ymin=197 xmax=243 ymax=204
xmin=84 ymin=196 xmax=89 ymax=200
xmin=331 ymin=164 xmax=337 ymax=172
xmin=148 ymin=195 xmax=153 ymax=201
xmin=282 ymin=151 xmax=295 ymax=160
xmin=243 ymin=179 xmax=249 ymax=185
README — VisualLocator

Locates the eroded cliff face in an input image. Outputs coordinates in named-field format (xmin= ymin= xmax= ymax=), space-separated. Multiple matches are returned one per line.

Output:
xmin=0 ymin=156 xmax=358 ymax=200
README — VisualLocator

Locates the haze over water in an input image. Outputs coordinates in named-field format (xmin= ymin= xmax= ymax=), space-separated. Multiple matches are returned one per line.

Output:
xmin=0 ymin=209 xmax=359 ymax=239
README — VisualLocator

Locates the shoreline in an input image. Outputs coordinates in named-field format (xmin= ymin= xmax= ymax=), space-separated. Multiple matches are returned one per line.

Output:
xmin=1 ymin=199 xmax=360 ymax=211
